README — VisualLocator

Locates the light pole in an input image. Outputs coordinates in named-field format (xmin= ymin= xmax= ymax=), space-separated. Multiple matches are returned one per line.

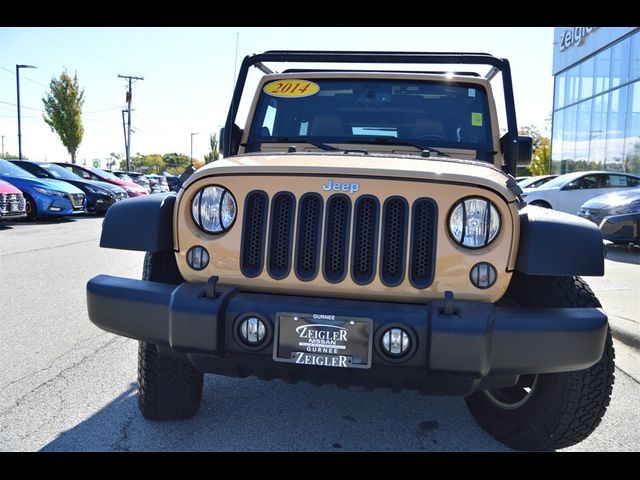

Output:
xmin=16 ymin=64 xmax=37 ymax=159
xmin=191 ymin=132 xmax=199 ymax=167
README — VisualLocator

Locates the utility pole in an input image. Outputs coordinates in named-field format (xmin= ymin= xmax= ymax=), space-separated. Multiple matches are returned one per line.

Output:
xmin=16 ymin=64 xmax=37 ymax=159
xmin=1 ymin=135 xmax=4 ymax=158
xmin=191 ymin=132 xmax=199 ymax=167
xmin=117 ymin=74 xmax=144 ymax=171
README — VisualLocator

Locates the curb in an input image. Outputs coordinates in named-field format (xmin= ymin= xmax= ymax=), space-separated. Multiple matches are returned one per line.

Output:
xmin=610 ymin=323 xmax=640 ymax=352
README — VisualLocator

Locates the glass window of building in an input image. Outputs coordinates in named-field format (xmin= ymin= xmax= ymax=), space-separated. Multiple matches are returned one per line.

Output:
xmin=594 ymin=48 xmax=611 ymax=96
xmin=630 ymin=31 xmax=640 ymax=82
xmin=554 ymin=72 xmax=566 ymax=109
xmin=590 ymin=93 xmax=609 ymax=165
xmin=624 ymin=81 xmax=640 ymax=173
xmin=563 ymin=104 xmax=578 ymax=163
xmin=551 ymin=109 xmax=564 ymax=167
xmin=565 ymin=64 xmax=580 ymax=106
xmin=579 ymin=56 xmax=595 ymax=101
xmin=605 ymin=87 xmax=628 ymax=170
xmin=610 ymin=36 xmax=630 ymax=89
xmin=575 ymin=99 xmax=592 ymax=163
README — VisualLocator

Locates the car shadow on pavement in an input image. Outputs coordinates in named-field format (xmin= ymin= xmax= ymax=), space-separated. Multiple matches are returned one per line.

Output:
xmin=605 ymin=244 xmax=640 ymax=265
xmin=40 ymin=377 xmax=513 ymax=452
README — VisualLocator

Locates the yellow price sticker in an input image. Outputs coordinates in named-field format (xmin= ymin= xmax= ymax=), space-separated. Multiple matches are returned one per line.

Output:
xmin=263 ymin=79 xmax=320 ymax=98
xmin=471 ymin=112 xmax=483 ymax=127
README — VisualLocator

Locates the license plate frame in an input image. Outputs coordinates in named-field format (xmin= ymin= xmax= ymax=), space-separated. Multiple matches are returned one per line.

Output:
xmin=273 ymin=312 xmax=373 ymax=369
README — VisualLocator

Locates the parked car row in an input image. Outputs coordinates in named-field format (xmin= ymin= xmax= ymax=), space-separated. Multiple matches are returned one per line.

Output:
xmin=107 ymin=170 xmax=171 ymax=194
xmin=521 ymin=171 xmax=640 ymax=244
xmin=0 ymin=159 xmax=150 ymax=221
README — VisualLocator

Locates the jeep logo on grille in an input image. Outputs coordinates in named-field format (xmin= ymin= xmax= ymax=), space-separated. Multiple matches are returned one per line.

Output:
xmin=322 ymin=179 xmax=360 ymax=194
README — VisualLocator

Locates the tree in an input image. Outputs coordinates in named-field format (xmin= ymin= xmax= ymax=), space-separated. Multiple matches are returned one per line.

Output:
xmin=529 ymin=137 xmax=551 ymax=176
xmin=162 ymin=152 xmax=193 ymax=175
xmin=42 ymin=70 xmax=85 ymax=163
xmin=519 ymin=124 xmax=542 ymax=151
xmin=203 ymin=133 xmax=220 ymax=163
xmin=0 ymin=152 xmax=19 ymax=160
xmin=122 ymin=153 xmax=165 ymax=173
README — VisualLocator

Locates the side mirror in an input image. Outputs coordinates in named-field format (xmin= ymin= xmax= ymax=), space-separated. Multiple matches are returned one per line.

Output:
xmin=517 ymin=136 xmax=532 ymax=166
xmin=220 ymin=124 xmax=243 ymax=157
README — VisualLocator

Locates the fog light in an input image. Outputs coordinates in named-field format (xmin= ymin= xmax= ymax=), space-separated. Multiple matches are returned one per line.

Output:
xmin=381 ymin=328 xmax=410 ymax=356
xmin=470 ymin=262 xmax=497 ymax=289
xmin=186 ymin=246 xmax=209 ymax=270
xmin=238 ymin=317 xmax=266 ymax=346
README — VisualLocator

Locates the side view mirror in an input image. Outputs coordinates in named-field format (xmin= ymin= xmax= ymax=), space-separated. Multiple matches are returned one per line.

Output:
xmin=220 ymin=124 xmax=243 ymax=157
xmin=517 ymin=136 xmax=533 ymax=166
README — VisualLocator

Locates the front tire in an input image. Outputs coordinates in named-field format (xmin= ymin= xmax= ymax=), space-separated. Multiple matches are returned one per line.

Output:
xmin=24 ymin=194 xmax=37 ymax=219
xmin=137 ymin=251 xmax=204 ymax=420
xmin=465 ymin=274 xmax=615 ymax=450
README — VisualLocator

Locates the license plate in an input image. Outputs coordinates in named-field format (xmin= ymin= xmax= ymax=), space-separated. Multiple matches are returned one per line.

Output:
xmin=10 ymin=202 xmax=20 ymax=212
xmin=273 ymin=313 xmax=372 ymax=369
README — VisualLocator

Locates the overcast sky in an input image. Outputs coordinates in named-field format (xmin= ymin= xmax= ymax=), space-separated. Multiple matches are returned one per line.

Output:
xmin=0 ymin=27 xmax=554 ymax=164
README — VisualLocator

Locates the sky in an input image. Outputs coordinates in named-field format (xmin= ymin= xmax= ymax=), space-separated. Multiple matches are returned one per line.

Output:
xmin=0 ymin=27 xmax=555 ymax=167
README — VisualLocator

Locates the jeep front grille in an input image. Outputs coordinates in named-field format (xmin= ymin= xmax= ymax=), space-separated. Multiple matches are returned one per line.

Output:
xmin=241 ymin=191 xmax=437 ymax=288
xmin=0 ymin=193 xmax=26 ymax=214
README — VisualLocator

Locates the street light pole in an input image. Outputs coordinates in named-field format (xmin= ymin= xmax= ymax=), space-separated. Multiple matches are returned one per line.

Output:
xmin=191 ymin=132 xmax=199 ymax=167
xmin=16 ymin=64 xmax=36 ymax=159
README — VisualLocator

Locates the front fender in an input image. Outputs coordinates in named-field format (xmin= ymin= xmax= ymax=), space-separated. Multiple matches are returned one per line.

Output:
xmin=100 ymin=193 xmax=176 ymax=252
xmin=516 ymin=205 xmax=604 ymax=276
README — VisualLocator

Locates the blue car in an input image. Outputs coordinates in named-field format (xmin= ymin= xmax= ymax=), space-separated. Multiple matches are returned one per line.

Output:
xmin=0 ymin=159 xmax=86 ymax=218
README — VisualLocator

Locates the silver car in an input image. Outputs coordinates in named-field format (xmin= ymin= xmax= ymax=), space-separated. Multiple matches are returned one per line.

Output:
xmin=577 ymin=187 xmax=640 ymax=225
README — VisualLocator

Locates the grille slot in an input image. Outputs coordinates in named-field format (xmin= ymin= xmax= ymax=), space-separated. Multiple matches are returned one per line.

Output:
xmin=323 ymin=194 xmax=351 ymax=283
xmin=267 ymin=192 xmax=296 ymax=279
xmin=351 ymin=196 xmax=379 ymax=285
xmin=240 ymin=191 xmax=268 ymax=277
xmin=409 ymin=198 xmax=437 ymax=289
xmin=69 ymin=193 xmax=85 ymax=209
xmin=295 ymin=193 xmax=324 ymax=281
xmin=380 ymin=197 xmax=408 ymax=286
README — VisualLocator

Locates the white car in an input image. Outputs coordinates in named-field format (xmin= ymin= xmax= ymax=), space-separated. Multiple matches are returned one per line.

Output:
xmin=521 ymin=170 xmax=640 ymax=215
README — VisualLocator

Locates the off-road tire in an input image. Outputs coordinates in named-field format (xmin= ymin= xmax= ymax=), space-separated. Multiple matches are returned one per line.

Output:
xmin=137 ymin=251 xmax=204 ymax=420
xmin=465 ymin=274 xmax=615 ymax=451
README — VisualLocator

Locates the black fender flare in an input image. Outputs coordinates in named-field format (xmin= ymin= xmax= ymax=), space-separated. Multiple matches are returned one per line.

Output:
xmin=516 ymin=205 xmax=604 ymax=276
xmin=100 ymin=193 xmax=176 ymax=252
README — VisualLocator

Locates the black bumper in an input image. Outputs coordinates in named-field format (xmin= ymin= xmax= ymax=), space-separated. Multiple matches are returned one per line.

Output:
xmin=87 ymin=275 xmax=608 ymax=396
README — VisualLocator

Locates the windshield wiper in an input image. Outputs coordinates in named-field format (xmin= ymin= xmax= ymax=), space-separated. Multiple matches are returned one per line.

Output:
xmin=357 ymin=137 xmax=451 ymax=157
xmin=256 ymin=137 xmax=341 ymax=151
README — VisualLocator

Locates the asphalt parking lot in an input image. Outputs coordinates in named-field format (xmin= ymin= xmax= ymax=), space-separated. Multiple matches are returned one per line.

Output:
xmin=0 ymin=215 xmax=638 ymax=451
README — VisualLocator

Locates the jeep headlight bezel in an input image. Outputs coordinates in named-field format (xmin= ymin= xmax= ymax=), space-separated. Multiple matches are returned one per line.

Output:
xmin=191 ymin=185 xmax=237 ymax=234
xmin=448 ymin=197 xmax=501 ymax=249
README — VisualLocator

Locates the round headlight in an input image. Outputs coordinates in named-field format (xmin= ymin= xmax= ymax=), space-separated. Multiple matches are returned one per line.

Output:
xmin=448 ymin=197 xmax=500 ymax=248
xmin=191 ymin=185 xmax=237 ymax=234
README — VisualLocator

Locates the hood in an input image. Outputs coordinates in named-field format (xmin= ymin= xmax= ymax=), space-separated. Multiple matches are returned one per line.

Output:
xmin=0 ymin=179 xmax=22 ymax=194
xmin=0 ymin=175 xmax=84 ymax=194
xmin=185 ymin=153 xmax=516 ymax=201
xmin=581 ymin=188 xmax=640 ymax=209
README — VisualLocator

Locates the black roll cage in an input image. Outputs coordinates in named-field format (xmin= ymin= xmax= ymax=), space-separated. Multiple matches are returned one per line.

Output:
xmin=223 ymin=50 xmax=520 ymax=176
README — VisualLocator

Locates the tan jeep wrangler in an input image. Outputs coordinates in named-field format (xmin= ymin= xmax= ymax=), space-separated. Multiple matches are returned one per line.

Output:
xmin=88 ymin=51 xmax=614 ymax=450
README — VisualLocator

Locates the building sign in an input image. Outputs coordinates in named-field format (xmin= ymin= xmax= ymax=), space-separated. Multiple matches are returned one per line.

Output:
xmin=559 ymin=27 xmax=598 ymax=51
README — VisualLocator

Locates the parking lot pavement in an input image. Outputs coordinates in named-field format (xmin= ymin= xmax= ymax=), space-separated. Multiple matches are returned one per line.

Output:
xmin=1 ymin=216 xmax=639 ymax=452
xmin=583 ymin=243 xmax=640 ymax=350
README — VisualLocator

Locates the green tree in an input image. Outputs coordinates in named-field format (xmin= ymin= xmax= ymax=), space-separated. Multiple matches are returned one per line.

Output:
xmin=0 ymin=152 xmax=19 ymax=159
xmin=529 ymin=137 xmax=551 ymax=176
xmin=120 ymin=153 xmax=165 ymax=173
xmin=162 ymin=152 xmax=192 ymax=175
xmin=42 ymin=70 xmax=85 ymax=163
xmin=203 ymin=133 xmax=220 ymax=163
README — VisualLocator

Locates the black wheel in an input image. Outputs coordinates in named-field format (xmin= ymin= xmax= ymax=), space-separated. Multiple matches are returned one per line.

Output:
xmin=465 ymin=273 xmax=615 ymax=451
xmin=529 ymin=200 xmax=551 ymax=209
xmin=24 ymin=194 xmax=37 ymax=219
xmin=137 ymin=251 xmax=204 ymax=420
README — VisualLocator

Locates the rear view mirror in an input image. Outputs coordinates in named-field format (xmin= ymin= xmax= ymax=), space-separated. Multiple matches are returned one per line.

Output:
xmin=517 ymin=136 xmax=532 ymax=166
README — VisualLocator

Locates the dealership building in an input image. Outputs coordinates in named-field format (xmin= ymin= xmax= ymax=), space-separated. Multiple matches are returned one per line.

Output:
xmin=551 ymin=27 xmax=640 ymax=175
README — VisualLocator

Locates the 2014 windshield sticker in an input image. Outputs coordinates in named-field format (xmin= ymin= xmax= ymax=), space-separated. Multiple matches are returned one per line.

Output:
xmin=264 ymin=79 xmax=320 ymax=98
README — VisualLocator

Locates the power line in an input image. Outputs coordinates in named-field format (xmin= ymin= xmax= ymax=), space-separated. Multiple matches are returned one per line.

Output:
xmin=0 ymin=100 xmax=42 ymax=112
xmin=0 ymin=66 xmax=49 ymax=88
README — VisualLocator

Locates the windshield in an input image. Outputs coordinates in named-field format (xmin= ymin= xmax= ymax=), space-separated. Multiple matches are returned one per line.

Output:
xmin=0 ymin=159 xmax=37 ymax=179
xmin=88 ymin=166 xmax=117 ymax=179
xmin=39 ymin=163 xmax=81 ymax=180
xmin=246 ymin=78 xmax=495 ymax=161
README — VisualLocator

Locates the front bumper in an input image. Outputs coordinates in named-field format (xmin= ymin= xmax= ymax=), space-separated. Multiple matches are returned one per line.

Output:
xmin=87 ymin=275 xmax=608 ymax=395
